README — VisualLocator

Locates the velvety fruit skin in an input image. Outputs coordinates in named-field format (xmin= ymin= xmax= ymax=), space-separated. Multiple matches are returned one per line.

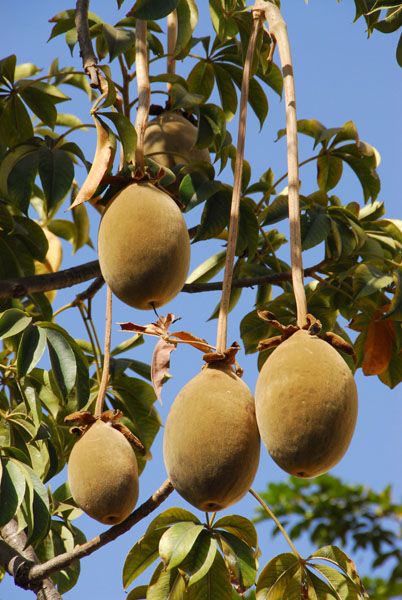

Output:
xmin=98 ymin=182 xmax=190 ymax=309
xmin=143 ymin=111 xmax=210 ymax=169
xmin=163 ymin=365 xmax=260 ymax=511
xmin=255 ymin=330 xmax=358 ymax=478
xmin=68 ymin=420 xmax=139 ymax=524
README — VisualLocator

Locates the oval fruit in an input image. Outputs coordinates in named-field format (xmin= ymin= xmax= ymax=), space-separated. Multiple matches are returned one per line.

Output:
xmin=98 ymin=182 xmax=190 ymax=309
xmin=68 ymin=420 xmax=139 ymax=524
xmin=255 ymin=329 xmax=358 ymax=478
xmin=163 ymin=365 xmax=260 ymax=511
xmin=144 ymin=111 xmax=210 ymax=170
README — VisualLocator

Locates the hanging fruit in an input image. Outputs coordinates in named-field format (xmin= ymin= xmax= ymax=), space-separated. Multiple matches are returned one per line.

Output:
xmin=98 ymin=182 xmax=190 ymax=309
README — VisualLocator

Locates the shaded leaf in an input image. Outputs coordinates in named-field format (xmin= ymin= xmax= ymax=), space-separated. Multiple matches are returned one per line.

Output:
xmin=214 ymin=515 xmax=257 ymax=548
xmin=123 ymin=527 xmax=168 ymax=588
xmin=159 ymin=522 xmax=204 ymax=570
xmin=38 ymin=147 xmax=74 ymax=214
xmin=17 ymin=325 xmax=47 ymax=377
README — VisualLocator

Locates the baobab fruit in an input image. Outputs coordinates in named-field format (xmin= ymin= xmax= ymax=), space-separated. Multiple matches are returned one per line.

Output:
xmin=68 ymin=420 xmax=139 ymax=524
xmin=144 ymin=111 xmax=210 ymax=170
xmin=163 ymin=364 xmax=260 ymax=511
xmin=98 ymin=182 xmax=190 ymax=309
xmin=255 ymin=329 xmax=358 ymax=478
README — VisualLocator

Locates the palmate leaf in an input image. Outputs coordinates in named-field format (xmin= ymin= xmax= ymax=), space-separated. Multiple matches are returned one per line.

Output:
xmin=178 ymin=530 xmax=217 ymax=586
xmin=0 ymin=458 xmax=26 ymax=527
xmin=0 ymin=308 xmax=32 ymax=340
xmin=312 ymin=564 xmax=363 ymax=600
xmin=217 ymin=529 xmax=258 ymax=591
xmin=176 ymin=0 xmax=199 ymax=55
xmin=38 ymin=146 xmax=74 ymax=214
xmin=214 ymin=515 xmax=258 ymax=548
xmin=128 ymin=0 xmax=180 ymax=20
xmin=147 ymin=563 xmax=187 ymax=600
xmin=123 ymin=527 xmax=169 ymax=588
xmin=186 ymin=551 xmax=233 ymax=600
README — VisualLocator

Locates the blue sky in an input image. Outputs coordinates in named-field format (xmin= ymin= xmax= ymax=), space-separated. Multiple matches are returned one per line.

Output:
xmin=1 ymin=1 xmax=401 ymax=598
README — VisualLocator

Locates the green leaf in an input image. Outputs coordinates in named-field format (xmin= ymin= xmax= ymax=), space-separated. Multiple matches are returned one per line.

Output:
xmin=0 ymin=309 xmax=32 ymax=340
xmin=217 ymin=530 xmax=258 ymax=590
xmin=261 ymin=194 xmax=289 ymax=226
xmin=7 ymin=151 xmax=38 ymax=213
xmin=19 ymin=86 xmax=58 ymax=128
xmin=42 ymin=326 xmax=77 ymax=400
xmin=102 ymin=24 xmax=135 ymax=62
xmin=176 ymin=0 xmax=199 ymax=55
xmin=38 ymin=147 xmax=74 ymax=214
xmin=213 ymin=515 xmax=257 ymax=548
xmin=98 ymin=112 xmax=137 ymax=165
xmin=188 ymin=61 xmax=215 ymax=100
xmin=305 ymin=568 xmax=338 ymax=599
xmin=310 ymin=546 xmax=363 ymax=588
xmin=0 ymin=459 xmax=26 ymax=527
xmin=213 ymin=63 xmax=238 ymax=121
xmin=147 ymin=507 xmax=201 ymax=533
xmin=186 ymin=250 xmax=226 ymax=284
xmin=13 ymin=215 xmax=49 ymax=261
xmin=178 ymin=530 xmax=217 ymax=586
xmin=222 ymin=63 xmax=268 ymax=128
xmin=187 ymin=551 xmax=233 ymax=600
xmin=123 ymin=527 xmax=168 ymax=588
xmin=0 ymin=54 xmax=16 ymax=83
xmin=126 ymin=586 xmax=147 ymax=600
xmin=0 ymin=95 xmax=33 ymax=146
xmin=159 ymin=522 xmax=204 ymax=570
xmin=256 ymin=553 xmax=299 ymax=600
xmin=397 ymin=32 xmax=402 ymax=66
xmin=170 ymin=83 xmax=204 ymax=111
xmin=194 ymin=188 xmax=231 ymax=241
xmin=128 ymin=0 xmax=180 ymax=20
xmin=302 ymin=211 xmax=331 ymax=250
xmin=111 ymin=333 xmax=144 ymax=356
xmin=147 ymin=564 xmax=186 ymax=600
xmin=317 ymin=154 xmax=343 ymax=191
xmin=17 ymin=325 xmax=47 ymax=377
xmin=312 ymin=564 xmax=360 ymax=599
xmin=333 ymin=145 xmax=380 ymax=202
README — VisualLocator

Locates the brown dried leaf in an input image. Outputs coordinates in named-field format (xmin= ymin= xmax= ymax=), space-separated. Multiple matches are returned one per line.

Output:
xmin=362 ymin=318 xmax=395 ymax=375
xmin=100 ymin=409 xmax=123 ymax=423
xmin=69 ymin=114 xmax=116 ymax=210
xmin=120 ymin=313 xmax=176 ymax=338
xmin=257 ymin=310 xmax=299 ymax=336
xmin=203 ymin=342 xmax=240 ymax=366
xmin=172 ymin=331 xmax=214 ymax=352
xmin=151 ymin=337 xmax=177 ymax=403
xmin=304 ymin=313 xmax=322 ymax=334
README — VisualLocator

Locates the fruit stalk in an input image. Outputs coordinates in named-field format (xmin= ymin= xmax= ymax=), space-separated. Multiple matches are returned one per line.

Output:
xmin=75 ymin=0 xmax=101 ymax=88
xmin=94 ymin=285 xmax=113 ymax=416
xmin=135 ymin=19 xmax=150 ymax=173
xmin=259 ymin=0 xmax=308 ymax=327
xmin=215 ymin=10 xmax=263 ymax=354
xmin=167 ymin=10 xmax=178 ymax=98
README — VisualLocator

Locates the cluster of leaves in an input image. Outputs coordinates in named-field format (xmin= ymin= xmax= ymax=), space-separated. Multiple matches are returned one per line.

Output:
xmin=352 ymin=0 xmax=402 ymax=67
xmin=123 ymin=507 xmax=370 ymax=599
xmin=255 ymin=474 xmax=402 ymax=596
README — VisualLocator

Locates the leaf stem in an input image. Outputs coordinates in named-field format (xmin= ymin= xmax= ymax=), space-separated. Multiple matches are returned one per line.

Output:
xmin=94 ymin=285 xmax=112 ymax=416
xmin=249 ymin=488 xmax=301 ymax=559
xmin=215 ymin=10 xmax=263 ymax=354
xmin=77 ymin=303 xmax=102 ymax=384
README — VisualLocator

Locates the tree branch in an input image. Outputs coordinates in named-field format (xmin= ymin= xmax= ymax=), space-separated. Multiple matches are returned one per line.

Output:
xmin=0 ymin=519 xmax=61 ymax=599
xmin=75 ymin=0 xmax=101 ymax=88
xmin=0 ymin=260 xmax=327 ymax=300
xmin=27 ymin=480 xmax=173 ymax=586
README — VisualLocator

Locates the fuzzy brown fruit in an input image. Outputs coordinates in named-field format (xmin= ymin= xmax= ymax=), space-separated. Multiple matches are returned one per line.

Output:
xmin=163 ymin=365 xmax=260 ymax=511
xmin=144 ymin=111 xmax=210 ymax=170
xmin=68 ymin=420 xmax=139 ymax=524
xmin=255 ymin=329 xmax=358 ymax=478
xmin=98 ymin=182 xmax=190 ymax=309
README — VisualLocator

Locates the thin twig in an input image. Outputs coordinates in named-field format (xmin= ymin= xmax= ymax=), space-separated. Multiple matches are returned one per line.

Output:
xmin=0 ymin=260 xmax=327 ymax=299
xmin=134 ymin=20 xmax=150 ymax=173
xmin=27 ymin=481 xmax=174 ymax=585
xmin=94 ymin=285 xmax=112 ymax=417
xmin=216 ymin=10 xmax=263 ymax=353
xmin=167 ymin=10 xmax=178 ymax=98
xmin=75 ymin=0 xmax=101 ymax=88
xmin=258 ymin=1 xmax=308 ymax=327
xmin=249 ymin=488 xmax=301 ymax=559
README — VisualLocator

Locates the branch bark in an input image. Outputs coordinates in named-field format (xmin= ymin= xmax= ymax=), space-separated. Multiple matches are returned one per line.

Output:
xmin=0 ymin=520 xmax=61 ymax=599
xmin=75 ymin=0 xmax=101 ymax=88
xmin=27 ymin=480 xmax=173 ymax=586
xmin=0 ymin=260 xmax=326 ymax=299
